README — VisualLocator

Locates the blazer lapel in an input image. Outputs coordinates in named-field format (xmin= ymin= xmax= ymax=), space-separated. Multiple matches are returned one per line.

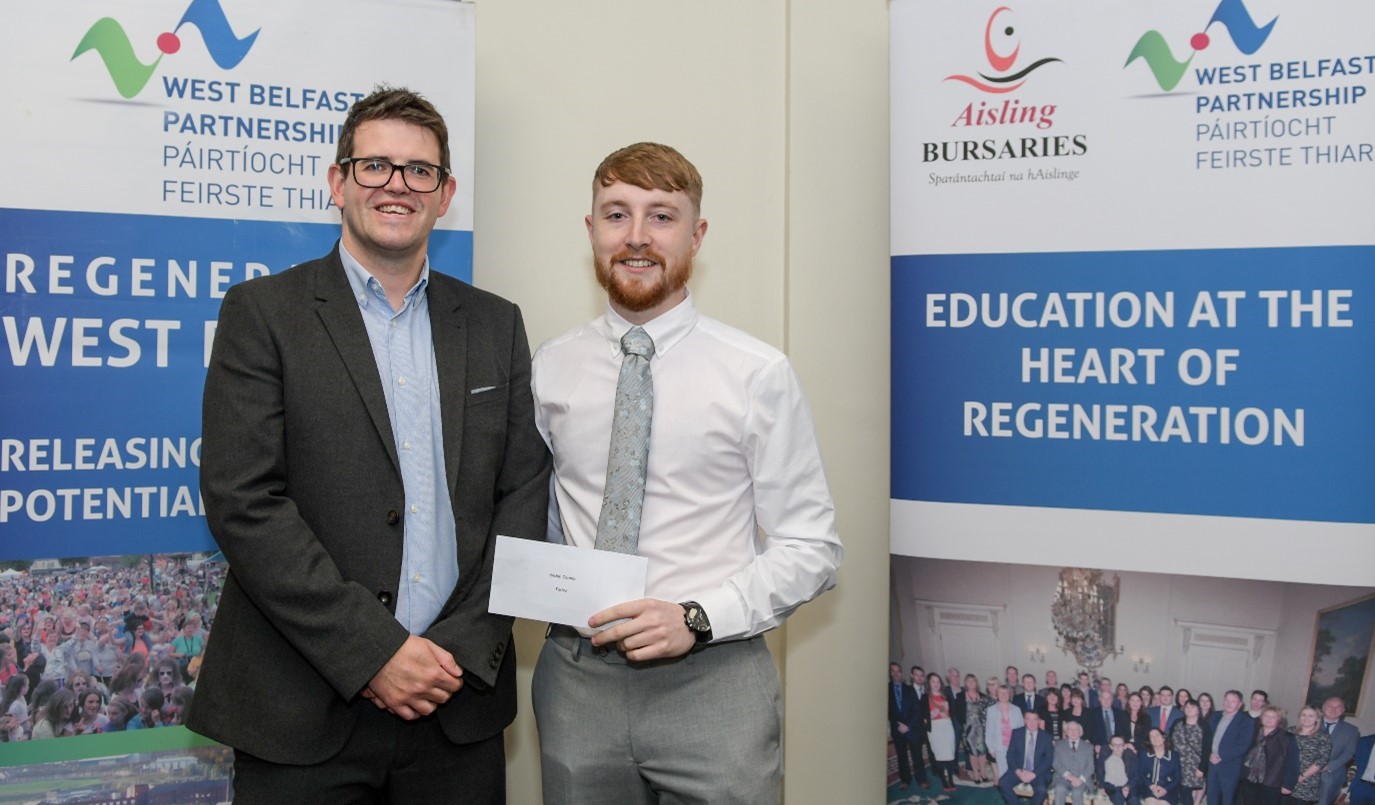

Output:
xmin=428 ymin=278 xmax=480 ymax=605
xmin=311 ymin=251 xmax=402 ymax=476
xmin=427 ymin=277 xmax=467 ymax=498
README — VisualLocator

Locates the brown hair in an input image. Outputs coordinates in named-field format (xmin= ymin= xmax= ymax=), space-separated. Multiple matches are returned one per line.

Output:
xmin=336 ymin=86 xmax=451 ymax=171
xmin=593 ymin=142 xmax=703 ymax=211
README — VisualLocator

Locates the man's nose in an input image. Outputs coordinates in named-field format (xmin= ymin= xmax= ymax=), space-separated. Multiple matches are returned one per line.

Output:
xmin=385 ymin=164 xmax=410 ymax=193
xmin=627 ymin=216 xmax=650 ymax=249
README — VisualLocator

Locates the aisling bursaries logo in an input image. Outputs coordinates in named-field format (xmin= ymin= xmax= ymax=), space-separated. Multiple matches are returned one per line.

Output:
xmin=945 ymin=5 xmax=1062 ymax=94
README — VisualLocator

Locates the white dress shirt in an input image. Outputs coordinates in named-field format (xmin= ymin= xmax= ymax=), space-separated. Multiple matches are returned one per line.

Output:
xmin=532 ymin=293 xmax=843 ymax=641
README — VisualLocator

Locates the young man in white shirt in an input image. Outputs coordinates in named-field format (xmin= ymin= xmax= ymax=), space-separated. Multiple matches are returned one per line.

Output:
xmin=530 ymin=142 xmax=843 ymax=804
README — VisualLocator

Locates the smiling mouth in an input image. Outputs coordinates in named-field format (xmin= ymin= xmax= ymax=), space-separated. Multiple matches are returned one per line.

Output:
xmin=377 ymin=204 xmax=413 ymax=215
xmin=620 ymin=258 xmax=656 ymax=268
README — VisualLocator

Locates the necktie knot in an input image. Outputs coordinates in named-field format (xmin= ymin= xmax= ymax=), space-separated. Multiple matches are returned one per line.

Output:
xmin=621 ymin=327 xmax=654 ymax=359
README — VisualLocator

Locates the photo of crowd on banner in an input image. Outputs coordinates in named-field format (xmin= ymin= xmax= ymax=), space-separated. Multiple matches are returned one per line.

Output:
xmin=888 ymin=663 xmax=1365 ymax=805
xmin=0 ymin=554 xmax=224 ymax=743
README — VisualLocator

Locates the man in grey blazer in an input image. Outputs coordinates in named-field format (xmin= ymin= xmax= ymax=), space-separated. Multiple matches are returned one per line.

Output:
xmin=188 ymin=87 xmax=550 ymax=803
xmin=1053 ymin=720 xmax=1096 ymax=805
xmin=1319 ymin=696 xmax=1361 ymax=805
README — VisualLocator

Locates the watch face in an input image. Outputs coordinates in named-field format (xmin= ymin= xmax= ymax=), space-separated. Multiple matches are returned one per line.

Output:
xmin=683 ymin=603 xmax=709 ymax=632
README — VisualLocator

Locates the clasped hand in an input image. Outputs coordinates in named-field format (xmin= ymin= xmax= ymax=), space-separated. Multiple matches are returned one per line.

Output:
xmin=362 ymin=634 xmax=464 ymax=720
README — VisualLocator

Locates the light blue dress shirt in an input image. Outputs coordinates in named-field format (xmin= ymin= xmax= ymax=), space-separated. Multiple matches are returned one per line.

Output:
xmin=339 ymin=243 xmax=458 ymax=634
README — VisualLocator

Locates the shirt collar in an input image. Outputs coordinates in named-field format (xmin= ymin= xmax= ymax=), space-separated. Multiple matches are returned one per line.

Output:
xmin=601 ymin=290 xmax=698 ymax=359
xmin=338 ymin=242 xmax=430 ymax=311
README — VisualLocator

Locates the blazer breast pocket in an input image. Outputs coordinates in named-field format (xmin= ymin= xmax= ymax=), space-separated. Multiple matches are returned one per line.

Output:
xmin=466 ymin=383 xmax=509 ymax=408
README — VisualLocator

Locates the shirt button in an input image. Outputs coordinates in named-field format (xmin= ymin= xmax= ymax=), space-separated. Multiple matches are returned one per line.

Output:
xmin=412 ymin=574 xmax=422 ymax=583
xmin=386 ymin=510 xmax=400 ymax=525
xmin=398 ymin=377 xmax=407 ymax=386
xmin=402 ymin=440 xmax=412 ymax=450
xmin=410 ymin=504 xmax=419 ymax=514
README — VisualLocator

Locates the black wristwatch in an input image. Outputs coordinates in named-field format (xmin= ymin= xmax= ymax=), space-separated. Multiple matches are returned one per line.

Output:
xmin=680 ymin=601 xmax=713 ymax=643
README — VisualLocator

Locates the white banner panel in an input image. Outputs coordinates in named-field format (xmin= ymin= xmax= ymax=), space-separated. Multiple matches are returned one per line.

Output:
xmin=0 ymin=0 xmax=474 ymax=778
xmin=891 ymin=0 xmax=1374 ymax=563
xmin=889 ymin=0 xmax=1374 ymax=795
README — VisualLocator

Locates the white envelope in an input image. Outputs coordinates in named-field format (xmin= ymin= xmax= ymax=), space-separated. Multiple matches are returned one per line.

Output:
xmin=488 ymin=536 xmax=648 ymax=631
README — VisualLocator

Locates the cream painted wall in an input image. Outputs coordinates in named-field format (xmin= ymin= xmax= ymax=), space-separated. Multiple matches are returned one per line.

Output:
xmin=473 ymin=1 xmax=888 ymax=802
xmin=784 ymin=2 xmax=889 ymax=802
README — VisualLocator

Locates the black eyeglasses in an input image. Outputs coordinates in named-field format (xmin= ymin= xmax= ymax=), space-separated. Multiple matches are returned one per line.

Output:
xmin=339 ymin=157 xmax=448 ymax=193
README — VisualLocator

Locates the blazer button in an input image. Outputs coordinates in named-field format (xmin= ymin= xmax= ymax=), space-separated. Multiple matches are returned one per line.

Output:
xmin=489 ymin=656 xmax=500 ymax=669
xmin=386 ymin=510 xmax=400 ymax=525
xmin=377 ymin=590 xmax=393 ymax=606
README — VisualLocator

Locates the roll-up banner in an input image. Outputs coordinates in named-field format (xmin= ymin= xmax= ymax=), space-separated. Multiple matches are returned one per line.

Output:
xmin=1 ymin=0 xmax=473 ymax=789
xmin=889 ymin=0 xmax=1373 ymax=797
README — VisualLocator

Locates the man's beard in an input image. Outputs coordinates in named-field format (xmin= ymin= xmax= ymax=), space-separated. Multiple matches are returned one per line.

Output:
xmin=596 ymin=248 xmax=692 ymax=312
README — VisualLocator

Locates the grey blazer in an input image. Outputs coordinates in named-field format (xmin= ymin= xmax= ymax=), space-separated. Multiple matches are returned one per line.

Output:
xmin=1320 ymin=719 xmax=1361 ymax=805
xmin=187 ymin=247 xmax=550 ymax=763
xmin=1053 ymin=737 xmax=1096 ymax=788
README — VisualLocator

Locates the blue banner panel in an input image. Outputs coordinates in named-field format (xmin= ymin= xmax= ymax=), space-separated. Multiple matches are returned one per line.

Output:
xmin=891 ymin=246 xmax=1374 ymax=524
xmin=1 ymin=208 xmax=472 ymax=558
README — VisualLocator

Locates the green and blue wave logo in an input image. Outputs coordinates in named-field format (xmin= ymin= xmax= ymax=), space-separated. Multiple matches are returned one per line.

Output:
xmin=71 ymin=0 xmax=260 ymax=98
xmin=1125 ymin=0 xmax=1277 ymax=91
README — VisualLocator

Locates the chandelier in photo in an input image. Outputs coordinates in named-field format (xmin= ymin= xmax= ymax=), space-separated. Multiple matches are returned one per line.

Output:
xmin=1051 ymin=567 xmax=1122 ymax=671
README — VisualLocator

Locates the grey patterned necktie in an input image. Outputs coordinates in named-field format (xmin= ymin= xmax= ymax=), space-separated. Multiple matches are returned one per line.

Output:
xmin=594 ymin=327 xmax=654 ymax=553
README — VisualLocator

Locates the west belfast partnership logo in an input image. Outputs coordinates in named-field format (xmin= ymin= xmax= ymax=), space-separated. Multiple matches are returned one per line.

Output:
xmin=945 ymin=5 xmax=1062 ymax=95
xmin=71 ymin=0 xmax=260 ymax=98
xmin=1125 ymin=0 xmax=1277 ymax=91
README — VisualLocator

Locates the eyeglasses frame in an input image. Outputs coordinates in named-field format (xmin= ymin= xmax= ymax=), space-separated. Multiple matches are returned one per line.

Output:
xmin=338 ymin=156 xmax=449 ymax=193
